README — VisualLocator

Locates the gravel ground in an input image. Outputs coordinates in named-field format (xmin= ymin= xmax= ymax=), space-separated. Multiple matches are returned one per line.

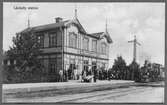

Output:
xmin=3 ymin=86 xmax=164 ymax=103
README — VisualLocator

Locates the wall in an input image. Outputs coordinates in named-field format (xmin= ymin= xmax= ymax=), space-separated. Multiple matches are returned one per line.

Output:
xmin=40 ymin=28 xmax=63 ymax=53
xmin=63 ymin=23 xmax=110 ymax=75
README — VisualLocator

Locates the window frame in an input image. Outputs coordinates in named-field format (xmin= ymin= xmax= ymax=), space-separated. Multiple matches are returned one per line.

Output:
xmin=49 ymin=58 xmax=57 ymax=74
xmin=49 ymin=32 xmax=57 ymax=47
xmin=83 ymin=60 xmax=89 ymax=71
xmin=69 ymin=32 xmax=77 ymax=48
xmin=101 ymin=42 xmax=107 ymax=55
xmin=37 ymin=34 xmax=44 ymax=48
xmin=83 ymin=37 xmax=89 ymax=51
xmin=92 ymin=39 xmax=97 ymax=52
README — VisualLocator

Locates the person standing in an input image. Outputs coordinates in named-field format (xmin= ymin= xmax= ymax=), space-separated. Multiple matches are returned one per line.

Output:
xmin=64 ymin=69 xmax=68 ymax=82
xmin=59 ymin=69 xmax=63 ymax=82
xmin=82 ymin=70 xmax=87 ymax=82
xmin=93 ymin=67 xmax=97 ymax=82
xmin=74 ymin=66 xmax=78 ymax=80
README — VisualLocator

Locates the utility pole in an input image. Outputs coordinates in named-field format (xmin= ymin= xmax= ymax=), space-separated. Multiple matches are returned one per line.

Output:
xmin=128 ymin=35 xmax=141 ymax=62
xmin=128 ymin=35 xmax=141 ymax=80
xmin=27 ymin=13 xmax=31 ymax=28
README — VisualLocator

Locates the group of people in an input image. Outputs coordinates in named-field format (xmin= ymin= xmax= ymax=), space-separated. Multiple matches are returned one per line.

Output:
xmin=58 ymin=66 xmax=80 ymax=82
xmin=81 ymin=68 xmax=98 ymax=82
xmin=58 ymin=66 xmax=109 ymax=83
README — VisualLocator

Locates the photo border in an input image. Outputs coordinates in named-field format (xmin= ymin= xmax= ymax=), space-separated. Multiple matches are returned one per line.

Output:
xmin=0 ymin=0 xmax=166 ymax=105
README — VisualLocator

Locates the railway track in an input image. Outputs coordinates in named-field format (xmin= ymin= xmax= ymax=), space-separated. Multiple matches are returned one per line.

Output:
xmin=58 ymin=86 xmax=151 ymax=103
xmin=3 ymin=86 xmax=163 ymax=103
xmin=3 ymin=82 xmax=163 ymax=103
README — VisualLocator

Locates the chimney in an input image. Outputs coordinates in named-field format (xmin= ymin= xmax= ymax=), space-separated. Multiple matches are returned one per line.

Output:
xmin=55 ymin=17 xmax=63 ymax=23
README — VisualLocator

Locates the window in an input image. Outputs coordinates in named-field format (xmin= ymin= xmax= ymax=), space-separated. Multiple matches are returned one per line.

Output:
xmin=83 ymin=37 xmax=89 ymax=50
xmin=92 ymin=40 xmax=97 ymax=52
xmin=49 ymin=32 xmax=57 ymax=47
xmin=49 ymin=58 xmax=57 ymax=74
xmin=101 ymin=43 xmax=106 ymax=54
xmin=37 ymin=35 xmax=44 ymax=48
xmin=102 ymin=63 xmax=106 ymax=68
xmin=70 ymin=59 xmax=75 ymax=64
xmin=83 ymin=60 xmax=89 ymax=71
xmin=69 ymin=32 xmax=77 ymax=48
xmin=56 ymin=57 xmax=62 ymax=71
xmin=92 ymin=61 xmax=97 ymax=70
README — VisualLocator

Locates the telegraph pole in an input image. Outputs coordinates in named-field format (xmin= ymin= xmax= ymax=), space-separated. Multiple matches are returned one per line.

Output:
xmin=128 ymin=35 xmax=141 ymax=80
xmin=128 ymin=35 xmax=141 ymax=62
xmin=27 ymin=13 xmax=30 ymax=28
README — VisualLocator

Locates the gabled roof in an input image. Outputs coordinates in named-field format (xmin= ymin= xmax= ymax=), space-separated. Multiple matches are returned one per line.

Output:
xmin=90 ymin=32 xmax=113 ymax=43
xmin=19 ymin=18 xmax=88 ymax=35
xmin=90 ymin=32 xmax=104 ymax=38
xmin=20 ymin=20 xmax=69 ymax=34
xmin=19 ymin=18 xmax=113 ymax=44
xmin=72 ymin=18 xmax=87 ymax=34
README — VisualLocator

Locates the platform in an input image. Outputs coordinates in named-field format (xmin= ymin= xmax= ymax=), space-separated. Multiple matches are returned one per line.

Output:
xmin=3 ymin=80 xmax=135 ymax=94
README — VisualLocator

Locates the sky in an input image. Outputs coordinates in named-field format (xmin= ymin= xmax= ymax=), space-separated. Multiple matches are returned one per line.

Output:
xmin=3 ymin=2 xmax=165 ymax=67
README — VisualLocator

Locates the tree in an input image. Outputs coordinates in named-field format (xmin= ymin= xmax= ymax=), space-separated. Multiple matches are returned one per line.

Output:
xmin=111 ymin=56 xmax=127 ymax=80
xmin=4 ymin=31 xmax=44 ymax=83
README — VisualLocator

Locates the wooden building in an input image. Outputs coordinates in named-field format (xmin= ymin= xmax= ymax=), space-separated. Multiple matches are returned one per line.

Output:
xmin=12 ymin=14 xmax=113 ymax=81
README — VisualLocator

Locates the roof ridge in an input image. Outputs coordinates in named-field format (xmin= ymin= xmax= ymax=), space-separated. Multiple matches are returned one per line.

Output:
xmin=32 ymin=19 xmax=70 ymax=29
xmin=19 ymin=19 xmax=70 ymax=33
xmin=90 ymin=32 xmax=104 ymax=34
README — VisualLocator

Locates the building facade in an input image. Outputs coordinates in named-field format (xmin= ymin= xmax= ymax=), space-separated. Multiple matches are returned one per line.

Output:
xmin=16 ymin=16 xmax=113 ymax=81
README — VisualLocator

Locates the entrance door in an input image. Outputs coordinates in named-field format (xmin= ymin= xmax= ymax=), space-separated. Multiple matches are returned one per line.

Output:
xmin=92 ymin=62 xmax=97 ymax=71
xmin=68 ymin=64 xmax=76 ymax=80
xmin=83 ymin=60 xmax=89 ymax=75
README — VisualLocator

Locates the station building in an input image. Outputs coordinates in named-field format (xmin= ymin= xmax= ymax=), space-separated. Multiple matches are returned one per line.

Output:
xmin=4 ymin=13 xmax=113 ymax=81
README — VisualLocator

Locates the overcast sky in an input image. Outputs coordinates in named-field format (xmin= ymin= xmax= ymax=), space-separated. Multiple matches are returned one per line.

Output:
xmin=3 ymin=2 xmax=165 ymax=67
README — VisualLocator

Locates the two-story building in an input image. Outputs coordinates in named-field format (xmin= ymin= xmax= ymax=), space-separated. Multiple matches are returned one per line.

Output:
xmin=17 ymin=15 xmax=113 ymax=81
